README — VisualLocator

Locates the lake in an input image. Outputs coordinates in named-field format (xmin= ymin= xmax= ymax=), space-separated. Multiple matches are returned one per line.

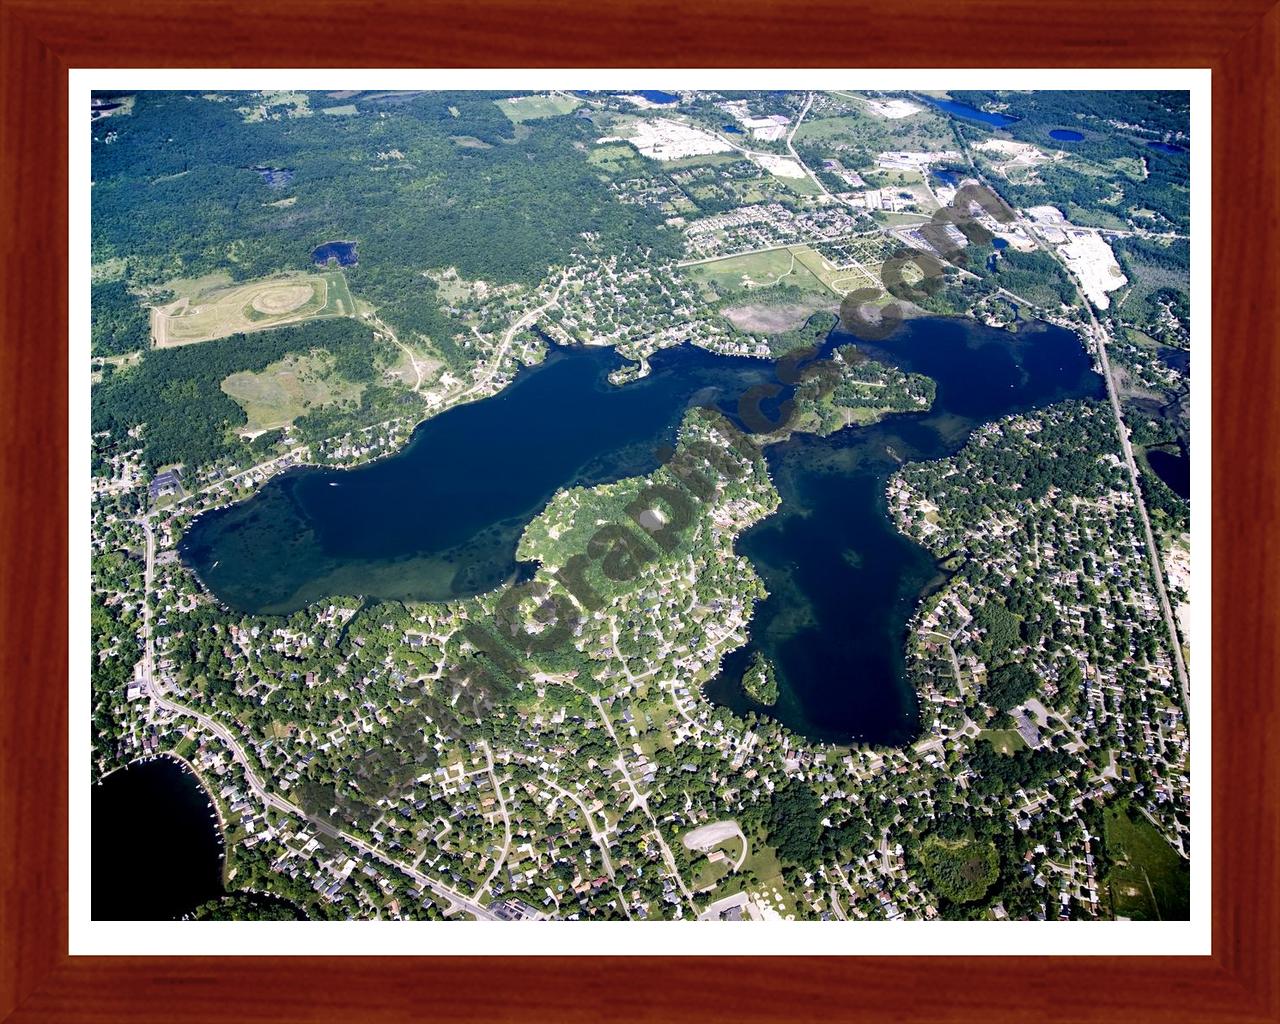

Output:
xmin=1147 ymin=141 xmax=1186 ymax=154
xmin=183 ymin=317 xmax=1102 ymax=745
xmin=1158 ymin=346 xmax=1190 ymax=374
xmin=637 ymin=90 xmax=680 ymax=105
xmin=92 ymin=756 xmax=225 ymax=920
xmin=707 ymin=318 xmax=1102 ymax=743
xmin=312 ymin=240 xmax=358 ymax=266
xmin=1147 ymin=446 xmax=1190 ymax=499
xmin=1049 ymin=129 xmax=1084 ymax=142
xmin=925 ymin=97 xmax=1017 ymax=127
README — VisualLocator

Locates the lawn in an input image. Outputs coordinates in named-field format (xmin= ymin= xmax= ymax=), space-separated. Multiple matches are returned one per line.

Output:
xmin=1103 ymin=801 xmax=1190 ymax=920
xmin=976 ymin=727 xmax=1029 ymax=755
xmin=495 ymin=93 xmax=581 ymax=123
xmin=690 ymin=856 xmax=732 ymax=893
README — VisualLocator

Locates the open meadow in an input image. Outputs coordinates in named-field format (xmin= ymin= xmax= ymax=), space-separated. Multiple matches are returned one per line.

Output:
xmin=220 ymin=351 xmax=365 ymax=435
xmin=1103 ymin=801 xmax=1190 ymax=920
xmin=495 ymin=93 xmax=581 ymax=123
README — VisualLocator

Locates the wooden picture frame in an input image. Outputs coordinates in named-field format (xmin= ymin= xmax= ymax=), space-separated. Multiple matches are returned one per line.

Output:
xmin=2 ymin=0 xmax=1275 ymax=1019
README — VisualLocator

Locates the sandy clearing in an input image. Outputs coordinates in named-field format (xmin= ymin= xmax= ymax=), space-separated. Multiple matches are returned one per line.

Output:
xmin=252 ymin=284 xmax=314 ymax=315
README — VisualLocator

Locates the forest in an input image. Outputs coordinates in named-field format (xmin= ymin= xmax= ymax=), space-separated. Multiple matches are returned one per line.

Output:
xmin=92 ymin=91 xmax=680 ymax=371
xmin=90 ymin=318 xmax=390 ymax=471
xmin=949 ymin=90 xmax=1191 ymax=232
xmin=91 ymin=278 xmax=155 ymax=357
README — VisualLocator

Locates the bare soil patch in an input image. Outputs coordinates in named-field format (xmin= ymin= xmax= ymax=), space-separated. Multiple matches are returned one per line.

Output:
xmin=722 ymin=297 xmax=835 ymax=333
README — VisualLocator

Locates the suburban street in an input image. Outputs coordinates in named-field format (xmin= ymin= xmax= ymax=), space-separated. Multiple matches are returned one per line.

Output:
xmin=951 ymin=127 xmax=1191 ymax=712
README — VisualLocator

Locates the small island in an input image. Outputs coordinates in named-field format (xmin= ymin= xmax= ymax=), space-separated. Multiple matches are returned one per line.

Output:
xmin=742 ymin=651 xmax=779 ymax=706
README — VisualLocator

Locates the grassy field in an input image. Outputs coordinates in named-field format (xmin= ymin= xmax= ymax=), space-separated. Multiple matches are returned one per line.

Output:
xmin=687 ymin=246 xmax=833 ymax=298
xmin=495 ymin=93 xmax=581 ymax=123
xmin=587 ymin=143 xmax=647 ymax=176
xmin=791 ymin=244 xmax=880 ymax=294
xmin=151 ymin=270 xmax=355 ymax=347
xmin=690 ymin=856 xmax=733 ymax=893
xmin=976 ymin=727 xmax=1030 ymax=755
xmin=1103 ymin=801 xmax=1190 ymax=920
xmin=220 ymin=351 xmax=364 ymax=434
xmin=797 ymin=104 xmax=955 ymax=154
xmin=776 ymin=172 xmax=823 ymax=197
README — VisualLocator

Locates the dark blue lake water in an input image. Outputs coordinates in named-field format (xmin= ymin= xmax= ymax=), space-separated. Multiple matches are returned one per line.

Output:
xmin=312 ymin=240 xmax=358 ymax=266
xmin=182 ymin=318 xmax=1101 ymax=745
xmin=1049 ymin=129 xmax=1084 ymax=142
xmin=925 ymin=97 xmax=1017 ymax=127
xmin=92 ymin=757 xmax=224 ymax=920
xmin=1158 ymin=346 xmax=1190 ymax=374
xmin=1147 ymin=141 xmax=1186 ymax=154
xmin=707 ymin=319 xmax=1102 ymax=743
xmin=638 ymin=91 xmax=680 ymax=105
xmin=1147 ymin=447 xmax=1190 ymax=499
xmin=932 ymin=168 xmax=963 ymax=187
xmin=723 ymin=123 xmax=744 ymax=134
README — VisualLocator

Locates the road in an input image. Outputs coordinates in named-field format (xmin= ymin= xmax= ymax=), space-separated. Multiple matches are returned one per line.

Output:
xmin=138 ymin=517 xmax=156 ymax=682
xmin=141 ymin=665 xmax=497 ymax=919
xmin=475 ymin=740 xmax=513 ymax=898
xmin=950 ymin=123 xmax=1190 ymax=711
xmin=456 ymin=268 xmax=574 ymax=401
xmin=367 ymin=312 xmax=424 ymax=391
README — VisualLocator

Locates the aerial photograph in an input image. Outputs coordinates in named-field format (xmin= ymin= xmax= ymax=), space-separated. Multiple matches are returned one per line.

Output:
xmin=88 ymin=86 xmax=1192 ymax=925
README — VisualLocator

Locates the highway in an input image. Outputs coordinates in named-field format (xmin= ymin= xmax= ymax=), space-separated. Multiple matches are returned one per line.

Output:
xmin=949 ymin=126 xmax=1191 ymax=712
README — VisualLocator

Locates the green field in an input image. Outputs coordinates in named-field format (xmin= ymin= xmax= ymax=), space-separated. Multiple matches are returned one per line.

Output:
xmin=661 ymin=151 xmax=740 ymax=170
xmin=796 ymin=104 xmax=955 ymax=154
xmin=792 ymin=244 xmax=880 ymax=294
xmin=1103 ymin=801 xmax=1190 ymax=920
xmin=587 ymin=143 xmax=646 ymax=176
xmin=495 ymin=94 xmax=581 ymax=123
xmin=152 ymin=270 xmax=356 ymax=347
xmin=976 ymin=728 xmax=1030 ymax=755
xmin=687 ymin=246 xmax=831 ymax=297
xmin=220 ymin=351 xmax=365 ymax=435
xmin=690 ymin=856 xmax=733 ymax=893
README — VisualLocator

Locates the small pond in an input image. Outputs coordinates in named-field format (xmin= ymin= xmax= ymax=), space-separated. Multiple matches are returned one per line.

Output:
xmin=312 ymin=240 xmax=358 ymax=267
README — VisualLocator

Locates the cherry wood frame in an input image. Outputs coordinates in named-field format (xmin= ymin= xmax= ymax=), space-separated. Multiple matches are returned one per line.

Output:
xmin=2 ymin=0 xmax=1276 ymax=1020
